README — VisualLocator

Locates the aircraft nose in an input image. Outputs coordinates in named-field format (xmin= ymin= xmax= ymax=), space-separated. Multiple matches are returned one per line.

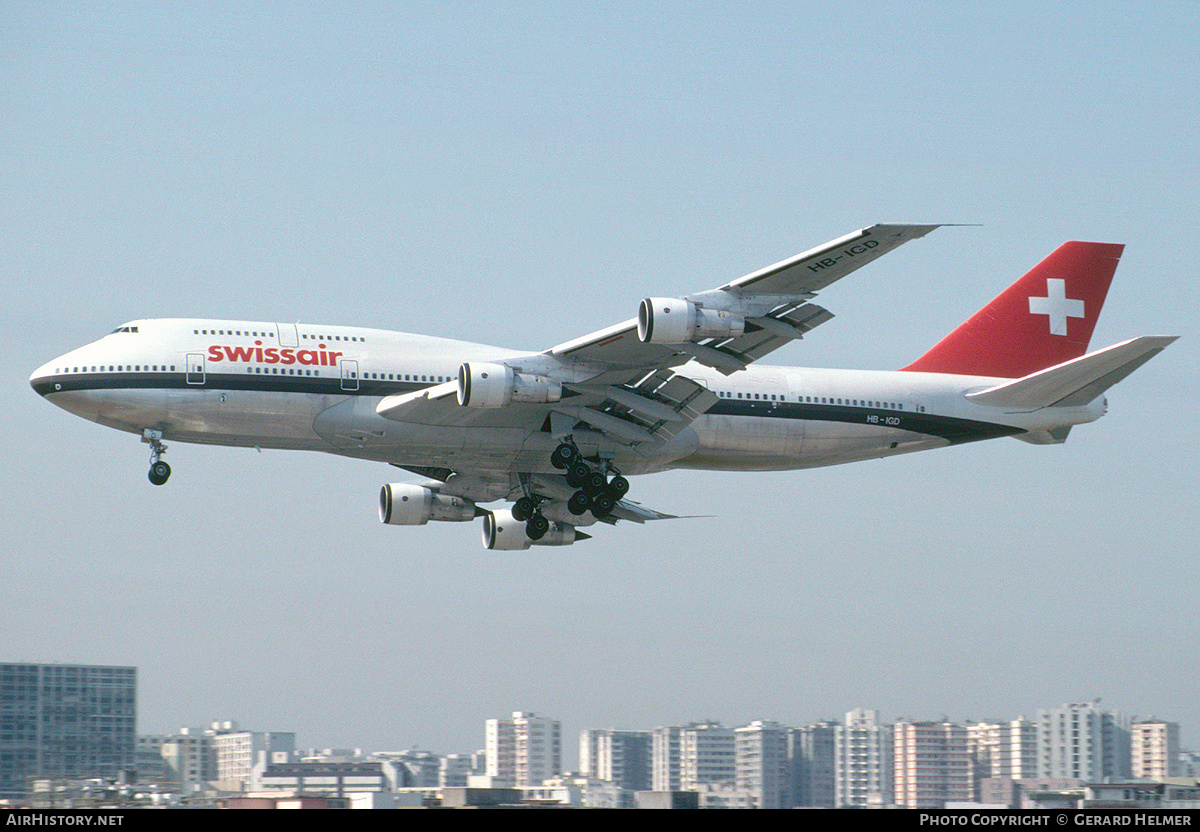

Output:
xmin=30 ymin=362 xmax=53 ymax=396
xmin=30 ymin=356 xmax=66 ymax=397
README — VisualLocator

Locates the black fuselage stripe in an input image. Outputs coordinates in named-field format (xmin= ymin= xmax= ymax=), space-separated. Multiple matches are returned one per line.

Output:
xmin=33 ymin=373 xmax=1021 ymax=445
xmin=708 ymin=400 xmax=1019 ymax=444
xmin=32 ymin=372 xmax=422 ymax=397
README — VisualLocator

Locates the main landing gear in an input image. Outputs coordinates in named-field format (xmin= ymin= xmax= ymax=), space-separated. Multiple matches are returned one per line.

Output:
xmin=510 ymin=441 xmax=631 ymax=540
xmin=551 ymin=440 xmax=628 ymax=521
xmin=142 ymin=429 xmax=171 ymax=486
xmin=511 ymin=493 xmax=550 ymax=541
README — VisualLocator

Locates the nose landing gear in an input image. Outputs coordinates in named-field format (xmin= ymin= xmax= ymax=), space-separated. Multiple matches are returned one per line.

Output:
xmin=142 ymin=429 xmax=171 ymax=486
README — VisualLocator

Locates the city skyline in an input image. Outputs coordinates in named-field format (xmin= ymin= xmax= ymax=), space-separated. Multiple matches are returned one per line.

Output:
xmin=5 ymin=661 xmax=1194 ymax=809
xmin=134 ymin=698 xmax=1191 ymax=764
xmin=3 ymin=2 xmax=1195 ymax=756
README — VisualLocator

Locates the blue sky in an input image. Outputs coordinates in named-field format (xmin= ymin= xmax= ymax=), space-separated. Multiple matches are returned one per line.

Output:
xmin=2 ymin=2 xmax=1195 ymax=754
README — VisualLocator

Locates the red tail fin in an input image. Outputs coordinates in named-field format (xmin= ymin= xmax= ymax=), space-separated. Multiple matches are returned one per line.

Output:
xmin=901 ymin=241 xmax=1123 ymax=378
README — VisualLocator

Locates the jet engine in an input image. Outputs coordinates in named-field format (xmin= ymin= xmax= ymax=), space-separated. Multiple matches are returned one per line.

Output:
xmin=379 ymin=483 xmax=476 ymax=525
xmin=482 ymin=510 xmax=580 ymax=550
xmin=457 ymin=363 xmax=563 ymax=408
xmin=637 ymin=297 xmax=744 ymax=344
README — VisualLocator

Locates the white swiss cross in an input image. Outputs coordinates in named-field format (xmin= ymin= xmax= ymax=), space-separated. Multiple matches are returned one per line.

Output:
xmin=1028 ymin=278 xmax=1085 ymax=336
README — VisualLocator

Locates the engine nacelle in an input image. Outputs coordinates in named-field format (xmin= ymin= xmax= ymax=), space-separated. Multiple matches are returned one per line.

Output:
xmin=379 ymin=483 xmax=476 ymax=525
xmin=457 ymin=363 xmax=563 ymax=408
xmin=637 ymin=297 xmax=745 ymax=344
xmin=482 ymin=510 xmax=580 ymax=550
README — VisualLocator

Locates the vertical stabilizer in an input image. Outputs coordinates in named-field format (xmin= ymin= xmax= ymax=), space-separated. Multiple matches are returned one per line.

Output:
xmin=901 ymin=241 xmax=1123 ymax=378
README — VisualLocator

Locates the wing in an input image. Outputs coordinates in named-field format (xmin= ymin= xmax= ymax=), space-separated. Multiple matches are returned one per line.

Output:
xmin=549 ymin=224 xmax=940 ymax=374
xmin=375 ymin=224 xmax=939 ymax=517
xmin=378 ymin=223 xmax=940 ymax=437
xmin=512 ymin=224 xmax=941 ymax=446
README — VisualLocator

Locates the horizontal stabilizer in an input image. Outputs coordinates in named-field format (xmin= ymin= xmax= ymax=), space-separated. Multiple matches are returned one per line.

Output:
xmin=967 ymin=336 xmax=1177 ymax=411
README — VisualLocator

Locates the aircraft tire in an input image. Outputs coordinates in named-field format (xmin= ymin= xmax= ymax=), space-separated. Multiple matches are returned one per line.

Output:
xmin=567 ymin=491 xmax=590 ymax=515
xmin=590 ymin=492 xmax=614 ymax=518
xmin=526 ymin=515 xmax=550 ymax=540
xmin=513 ymin=496 xmax=534 ymax=521
xmin=148 ymin=461 xmax=171 ymax=486
xmin=584 ymin=470 xmax=607 ymax=495
xmin=610 ymin=475 xmax=629 ymax=498
xmin=551 ymin=443 xmax=577 ymax=469
xmin=567 ymin=461 xmax=590 ymax=489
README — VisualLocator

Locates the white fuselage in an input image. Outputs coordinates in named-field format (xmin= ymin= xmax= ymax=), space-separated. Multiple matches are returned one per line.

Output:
xmin=30 ymin=318 xmax=1105 ymax=477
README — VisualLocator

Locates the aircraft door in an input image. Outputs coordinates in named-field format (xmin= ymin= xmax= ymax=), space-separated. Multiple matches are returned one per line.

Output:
xmin=340 ymin=359 xmax=359 ymax=391
xmin=186 ymin=353 xmax=206 ymax=385
xmin=276 ymin=323 xmax=299 ymax=347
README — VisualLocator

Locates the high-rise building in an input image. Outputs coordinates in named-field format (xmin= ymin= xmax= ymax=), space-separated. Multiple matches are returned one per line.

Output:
xmin=580 ymin=729 xmax=599 ymax=779
xmin=0 ymin=663 xmax=136 ymax=799
xmin=835 ymin=708 xmax=893 ymax=807
xmin=207 ymin=721 xmax=295 ymax=790
xmin=1005 ymin=719 xmax=1038 ymax=780
xmin=1131 ymin=721 xmax=1180 ymax=779
xmin=1037 ymin=702 xmax=1131 ymax=781
xmin=650 ymin=722 xmax=737 ymax=793
xmin=735 ymin=720 xmax=790 ymax=809
xmin=439 ymin=753 xmax=473 ymax=788
xmin=1179 ymin=751 xmax=1200 ymax=778
xmin=651 ymin=725 xmax=681 ymax=792
xmin=485 ymin=712 xmax=560 ymax=787
xmin=790 ymin=722 xmax=837 ymax=808
xmin=678 ymin=722 xmax=735 ymax=791
xmin=967 ymin=721 xmax=1002 ymax=787
xmin=485 ymin=715 xmax=516 ymax=785
xmin=579 ymin=729 xmax=652 ymax=791
xmin=893 ymin=721 xmax=971 ymax=809
xmin=135 ymin=734 xmax=168 ymax=781
xmin=967 ymin=718 xmax=1036 ymax=798
xmin=159 ymin=727 xmax=217 ymax=786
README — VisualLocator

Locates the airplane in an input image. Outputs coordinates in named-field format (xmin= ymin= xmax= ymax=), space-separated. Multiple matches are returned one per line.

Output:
xmin=29 ymin=224 xmax=1175 ymax=550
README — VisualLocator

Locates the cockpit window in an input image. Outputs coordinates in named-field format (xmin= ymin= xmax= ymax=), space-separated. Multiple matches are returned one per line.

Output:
xmin=109 ymin=326 xmax=139 ymax=334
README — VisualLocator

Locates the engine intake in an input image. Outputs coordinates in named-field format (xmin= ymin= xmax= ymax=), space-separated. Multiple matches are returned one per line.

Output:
xmin=379 ymin=483 xmax=476 ymax=525
xmin=637 ymin=297 xmax=745 ymax=344
xmin=457 ymin=363 xmax=563 ymax=408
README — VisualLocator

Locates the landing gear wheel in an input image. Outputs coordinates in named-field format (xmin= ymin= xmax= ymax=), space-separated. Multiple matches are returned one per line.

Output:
xmin=551 ymin=442 xmax=577 ymax=470
xmin=148 ymin=461 xmax=171 ymax=486
xmin=513 ymin=496 xmax=535 ymax=522
xmin=609 ymin=475 xmax=630 ymax=498
xmin=567 ymin=460 xmax=590 ymax=489
xmin=590 ymin=491 xmax=615 ymax=519
xmin=567 ymin=491 xmax=590 ymax=516
xmin=526 ymin=514 xmax=550 ymax=540
xmin=143 ymin=429 xmax=171 ymax=486
xmin=584 ymin=470 xmax=608 ymax=495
